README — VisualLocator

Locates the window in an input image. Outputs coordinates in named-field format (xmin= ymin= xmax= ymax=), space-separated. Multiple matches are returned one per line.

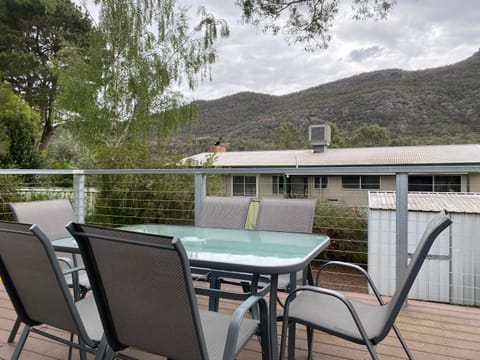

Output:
xmin=272 ymin=175 xmax=284 ymax=195
xmin=408 ymin=175 xmax=461 ymax=192
xmin=314 ymin=176 xmax=328 ymax=189
xmin=342 ymin=175 xmax=380 ymax=190
xmin=233 ymin=175 xmax=256 ymax=196
xmin=286 ymin=176 xmax=309 ymax=198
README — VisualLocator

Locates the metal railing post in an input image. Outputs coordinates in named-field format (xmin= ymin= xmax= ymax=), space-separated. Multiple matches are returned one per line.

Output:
xmin=73 ymin=171 xmax=86 ymax=223
xmin=396 ymin=172 xmax=409 ymax=304
xmin=194 ymin=173 xmax=207 ymax=225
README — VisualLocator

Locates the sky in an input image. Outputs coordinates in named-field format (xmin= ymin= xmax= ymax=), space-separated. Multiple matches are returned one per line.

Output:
xmin=175 ymin=0 xmax=480 ymax=100
xmin=76 ymin=0 xmax=480 ymax=101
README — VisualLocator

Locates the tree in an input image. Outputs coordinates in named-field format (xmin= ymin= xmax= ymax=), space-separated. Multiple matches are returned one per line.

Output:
xmin=0 ymin=0 xmax=92 ymax=150
xmin=57 ymin=0 xmax=229 ymax=156
xmin=235 ymin=0 xmax=396 ymax=51
xmin=0 ymin=82 xmax=40 ymax=168
xmin=351 ymin=123 xmax=390 ymax=147
xmin=274 ymin=120 xmax=303 ymax=149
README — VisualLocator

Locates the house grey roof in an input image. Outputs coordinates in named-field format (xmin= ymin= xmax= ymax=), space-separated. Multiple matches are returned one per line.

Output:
xmin=368 ymin=191 xmax=480 ymax=214
xmin=184 ymin=144 xmax=480 ymax=168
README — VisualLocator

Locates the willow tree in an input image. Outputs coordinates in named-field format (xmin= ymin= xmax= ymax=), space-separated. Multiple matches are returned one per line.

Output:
xmin=57 ymin=0 xmax=229 ymax=155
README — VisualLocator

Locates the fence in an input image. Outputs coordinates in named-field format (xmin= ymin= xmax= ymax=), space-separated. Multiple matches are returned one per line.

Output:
xmin=0 ymin=165 xmax=479 ymax=305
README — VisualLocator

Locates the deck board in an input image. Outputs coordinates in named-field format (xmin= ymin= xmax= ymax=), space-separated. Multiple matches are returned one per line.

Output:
xmin=1 ymin=283 xmax=479 ymax=360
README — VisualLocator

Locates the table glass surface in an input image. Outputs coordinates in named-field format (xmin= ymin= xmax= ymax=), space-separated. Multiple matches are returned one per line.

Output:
xmin=54 ymin=224 xmax=329 ymax=274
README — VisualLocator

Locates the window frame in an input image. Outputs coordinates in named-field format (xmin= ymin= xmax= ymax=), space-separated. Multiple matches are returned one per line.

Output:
xmin=341 ymin=175 xmax=380 ymax=190
xmin=272 ymin=175 xmax=284 ymax=195
xmin=314 ymin=175 xmax=328 ymax=189
xmin=232 ymin=175 xmax=257 ymax=197
xmin=408 ymin=175 xmax=461 ymax=192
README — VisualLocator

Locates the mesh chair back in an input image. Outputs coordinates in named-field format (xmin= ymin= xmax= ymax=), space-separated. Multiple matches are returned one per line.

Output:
xmin=382 ymin=210 xmax=452 ymax=339
xmin=197 ymin=196 xmax=250 ymax=229
xmin=0 ymin=221 xmax=89 ymax=337
xmin=255 ymin=198 xmax=316 ymax=233
xmin=9 ymin=200 xmax=74 ymax=240
xmin=68 ymin=222 xmax=209 ymax=359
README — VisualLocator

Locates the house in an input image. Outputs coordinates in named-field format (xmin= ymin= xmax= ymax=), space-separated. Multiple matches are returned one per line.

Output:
xmin=184 ymin=126 xmax=480 ymax=207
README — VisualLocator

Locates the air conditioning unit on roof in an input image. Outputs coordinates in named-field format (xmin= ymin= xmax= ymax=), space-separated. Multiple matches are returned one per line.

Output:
xmin=309 ymin=124 xmax=331 ymax=146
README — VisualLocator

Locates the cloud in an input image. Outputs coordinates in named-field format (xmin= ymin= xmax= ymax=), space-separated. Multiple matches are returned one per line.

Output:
xmin=347 ymin=46 xmax=384 ymax=62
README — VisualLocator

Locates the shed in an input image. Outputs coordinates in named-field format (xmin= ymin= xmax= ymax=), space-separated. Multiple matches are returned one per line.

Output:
xmin=368 ymin=192 xmax=480 ymax=305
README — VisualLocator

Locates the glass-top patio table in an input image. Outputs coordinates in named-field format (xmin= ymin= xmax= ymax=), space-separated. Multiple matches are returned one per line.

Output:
xmin=53 ymin=224 xmax=330 ymax=359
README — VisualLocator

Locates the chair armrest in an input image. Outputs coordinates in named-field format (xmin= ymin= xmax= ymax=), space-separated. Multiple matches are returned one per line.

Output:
xmin=223 ymin=295 xmax=269 ymax=360
xmin=57 ymin=256 xmax=75 ymax=269
xmin=316 ymin=261 xmax=385 ymax=305
xmin=62 ymin=266 xmax=86 ymax=276
xmin=61 ymin=265 xmax=88 ymax=301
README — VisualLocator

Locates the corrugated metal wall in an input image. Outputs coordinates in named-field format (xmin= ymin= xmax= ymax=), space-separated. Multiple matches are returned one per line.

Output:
xmin=368 ymin=209 xmax=480 ymax=305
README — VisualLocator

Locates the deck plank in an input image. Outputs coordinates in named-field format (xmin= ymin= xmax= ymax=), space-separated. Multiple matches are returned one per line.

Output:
xmin=1 ymin=283 xmax=479 ymax=359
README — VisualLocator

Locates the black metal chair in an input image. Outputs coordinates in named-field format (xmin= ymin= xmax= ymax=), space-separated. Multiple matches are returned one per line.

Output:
xmin=67 ymin=222 xmax=270 ymax=360
xmin=7 ymin=200 xmax=91 ymax=343
xmin=279 ymin=209 xmax=452 ymax=360
xmin=0 ymin=221 xmax=104 ymax=359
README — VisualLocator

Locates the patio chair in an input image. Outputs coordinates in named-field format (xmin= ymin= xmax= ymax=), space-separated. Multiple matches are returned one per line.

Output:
xmin=67 ymin=222 xmax=270 ymax=360
xmin=0 ymin=221 xmax=104 ymax=360
xmin=196 ymin=196 xmax=251 ymax=229
xmin=254 ymin=198 xmax=317 ymax=291
xmin=216 ymin=198 xmax=316 ymax=315
xmin=279 ymin=209 xmax=452 ymax=360
xmin=7 ymin=199 xmax=91 ymax=343
xmin=196 ymin=196 xmax=252 ymax=306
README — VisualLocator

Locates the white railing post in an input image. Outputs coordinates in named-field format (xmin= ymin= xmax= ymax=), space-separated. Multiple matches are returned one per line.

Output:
xmin=194 ymin=173 xmax=206 ymax=225
xmin=73 ymin=171 xmax=86 ymax=223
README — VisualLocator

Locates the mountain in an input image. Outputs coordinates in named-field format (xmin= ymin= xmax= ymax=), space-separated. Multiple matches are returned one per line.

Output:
xmin=174 ymin=50 xmax=480 ymax=152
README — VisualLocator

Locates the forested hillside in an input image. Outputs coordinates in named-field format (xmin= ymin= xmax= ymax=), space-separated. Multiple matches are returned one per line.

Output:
xmin=174 ymin=50 xmax=480 ymax=153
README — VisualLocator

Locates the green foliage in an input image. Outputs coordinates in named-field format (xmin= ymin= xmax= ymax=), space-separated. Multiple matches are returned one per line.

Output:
xmin=0 ymin=174 xmax=26 ymax=220
xmin=350 ymin=123 xmax=390 ymax=147
xmin=274 ymin=121 xmax=303 ymax=149
xmin=85 ymin=143 xmax=196 ymax=226
xmin=314 ymin=202 xmax=368 ymax=264
xmin=0 ymin=0 xmax=92 ymax=149
xmin=0 ymin=83 xmax=40 ymax=168
xmin=57 ymin=0 xmax=229 ymax=153
xmin=235 ymin=0 xmax=396 ymax=51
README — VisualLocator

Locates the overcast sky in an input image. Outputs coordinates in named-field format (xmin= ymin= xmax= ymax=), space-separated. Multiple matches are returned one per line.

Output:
xmin=177 ymin=0 xmax=479 ymax=101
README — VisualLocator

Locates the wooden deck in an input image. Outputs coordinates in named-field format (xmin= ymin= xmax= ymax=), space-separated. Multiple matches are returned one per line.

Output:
xmin=1 ymin=282 xmax=480 ymax=360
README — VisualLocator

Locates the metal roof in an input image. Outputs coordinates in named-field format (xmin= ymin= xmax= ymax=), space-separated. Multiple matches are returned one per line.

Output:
xmin=184 ymin=144 xmax=480 ymax=168
xmin=368 ymin=191 xmax=480 ymax=214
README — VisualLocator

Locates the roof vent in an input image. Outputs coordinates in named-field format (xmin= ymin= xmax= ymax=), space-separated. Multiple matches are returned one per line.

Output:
xmin=309 ymin=124 xmax=331 ymax=153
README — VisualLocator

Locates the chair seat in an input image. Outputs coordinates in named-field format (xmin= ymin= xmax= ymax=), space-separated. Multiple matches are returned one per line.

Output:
xmin=75 ymin=295 xmax=103 ymax=343
xmin=199 ymin=310 xmax=259 ymax=360
xmin=288 ymin=291 xmax=390 ymax=344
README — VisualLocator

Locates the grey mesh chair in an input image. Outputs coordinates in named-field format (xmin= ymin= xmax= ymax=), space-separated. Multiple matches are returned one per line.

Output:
xmin=0 ymin=221 xmax=104 ymax=360
xmin=255 ymin=198 xmax=317 ymax=291
xmin=67 ymin=222 xmax=270 ymax=360
xmin=7 ymin=199 xmax=91 ymax=343
xmin=197 ymin=196 xmax=251 ymax=229
xmin=280 ymin=209 xmax=452 ymax=360
xmin=196 ymin=196 xmax=252 ymax=306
